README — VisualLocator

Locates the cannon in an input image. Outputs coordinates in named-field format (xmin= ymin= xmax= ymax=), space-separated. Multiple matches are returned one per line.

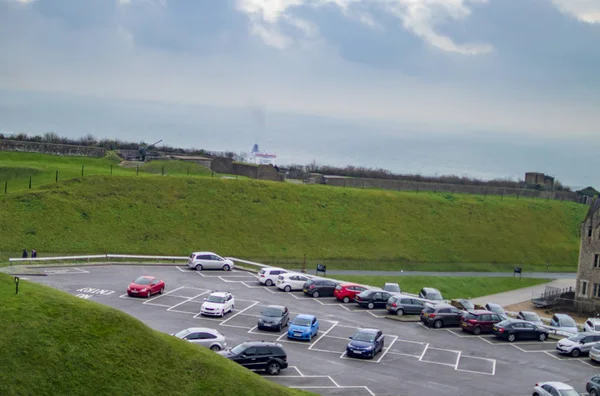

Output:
xmin=137 ymin=139 xmax=162 ymax=162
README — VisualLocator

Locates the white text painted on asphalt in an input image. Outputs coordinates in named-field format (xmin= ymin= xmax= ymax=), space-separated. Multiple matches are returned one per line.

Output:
xmin=76 ymin=287 xmax=115 ymax=296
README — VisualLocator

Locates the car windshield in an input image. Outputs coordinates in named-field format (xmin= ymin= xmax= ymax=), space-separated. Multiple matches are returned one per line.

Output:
xmin=429 ymin=292 xmax=442 ymax=301
xmin=560 ymin=317 xmax=577 ymax=327
xmin=305 ymin=280 xmax=315 ymax=286
xmin=231 ymin=344 xmax=247 ymax=355
xmin=384 ymin=284 xmax=400 ymax=292
xmin=522 ymin=312 xmax=539 ymax=321
xmin=568 ymin=333 xmax=586 ymax=342
xmin=134 ymin=277 xmax=152 ymax=285
xmin=292 ymin=317 xmax=312 ymax=326
xmin=175 ymin=329 xmax=191 ymax=338
xmin=464 ymin=313 xmax=477 ymax=320
xmin=263 ymin=308 xmax=283 ymax=317
xmin=460 ymin=300 xmax=474 ymax=309
xmin=259 ymin=269 xmax=266 ymax=275
xmin=489 ymin=305 xmax=504 ymax=314
xmin=207 ymin=295 xmax=226 ymax=303
xmin=353 ymin=331 xmax=376 ymax=342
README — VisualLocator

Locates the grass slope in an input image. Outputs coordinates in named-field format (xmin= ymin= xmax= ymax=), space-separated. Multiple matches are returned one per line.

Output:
xmin=337 ymin=275 xmax=550 ymax=300
xmin=0 ymin=273 xmax=310 ymax=396
xmin=0 ymin=174 xmax=587 ymax=270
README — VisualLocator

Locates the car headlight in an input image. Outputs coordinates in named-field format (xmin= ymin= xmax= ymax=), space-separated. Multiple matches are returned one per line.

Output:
xmin=365 ymin=345 xmax=374 ymax=350
xmin=258 ymin=319 xmax=264 ymax=323
xmin=141 ymin=288 xmax=147 ymax=292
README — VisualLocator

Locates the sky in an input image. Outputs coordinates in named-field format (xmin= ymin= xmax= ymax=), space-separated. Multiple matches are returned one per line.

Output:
xmin=0 ymin=0 xmax=599 ymax=188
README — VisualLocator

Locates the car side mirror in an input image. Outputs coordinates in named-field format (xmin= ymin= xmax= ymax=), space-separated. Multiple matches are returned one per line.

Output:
xmin=348 ymin=336 xmax=353 ymax=340
xmin=203 ymin=298 xmax=207 ymax=301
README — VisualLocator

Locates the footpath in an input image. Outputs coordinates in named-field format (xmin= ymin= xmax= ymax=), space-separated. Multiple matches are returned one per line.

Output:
xmin=470 ymin=278 xmax=575 ymax=306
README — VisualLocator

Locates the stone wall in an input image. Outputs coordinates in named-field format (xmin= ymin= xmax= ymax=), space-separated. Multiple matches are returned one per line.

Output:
xmin=210 ymin=157 xmax=284 ymax=182
xmin=323 ymin=175 xmax=584 ymax=203
xmin=0 ymin=139 xmax=106 ymax=157
xmin=210 ymin=157 xmax=234 ymax=174
xmin=233 ymin=162 xmax=259 ymax=179
xmin=576 ymin=200 xmax=600 ymax=302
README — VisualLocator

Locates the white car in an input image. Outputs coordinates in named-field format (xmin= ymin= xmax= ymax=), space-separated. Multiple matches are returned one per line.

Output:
xmin=187 ymin=252 xmax=234 ymax=271
xmin=556 ymin=332 xmax=600 ymax=357
xmin=276 ymin=273 xmax=312 ymax=292
xmin=585 ymin=318 xmax=600 ymax=333
xmin=172 ymin=327 xmax=227 ymax=351
xmin=200 ymin=292 xmax=235 ymax=317
xmin=533 ymin=381 xmax=581 ymax=396
xmin=258 ymin=267 xmax=288 ymax=286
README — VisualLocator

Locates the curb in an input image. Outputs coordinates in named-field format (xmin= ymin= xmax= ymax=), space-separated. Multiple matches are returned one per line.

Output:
xmin=385 ymin=316 xmax=421 ymax=322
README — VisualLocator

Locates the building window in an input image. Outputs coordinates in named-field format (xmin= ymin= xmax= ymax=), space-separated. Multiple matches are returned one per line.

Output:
xmin=595 ymin=254 xmax=600 ymax=268
xmin=589 ymin=226 xmax=594 ymax=238
xmin=581 ymin=280 xmax=589 ymax=297
xmin=594 ymin=283 xmax=600 ymax=298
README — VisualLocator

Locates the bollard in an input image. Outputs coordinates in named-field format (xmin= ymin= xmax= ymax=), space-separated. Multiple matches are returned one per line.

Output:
xmin=162 ymin=165 xmax=164 ymax=176
xmin=4 ymin=181 xmax=7 ymax=194
xmin=110 ymin=164 xmax=113 ymax=176
xmin=136 ymin=165 xmax=139 ymax=176
xmin=29 ymin=176 xmax=31 ymax=189
xmin=55 ymin=170 xmax=58 ymax=182
xmin=14 ymin=277 xmax=19 ymax=294
xmin=81 ymin=164 xmax=84 ymax=177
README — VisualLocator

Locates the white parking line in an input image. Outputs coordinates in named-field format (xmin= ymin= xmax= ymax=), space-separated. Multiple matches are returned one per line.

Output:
xmin=419 ymin=344 xmax=430 ymax=361
xmin=221 ymin=301 xmax=259 ymax=325
xmin=511 ymin=344 xmax=553 ymax=353
xmin=308 ymin=321 xmax=339 ymax=351
xmin=247 ymin=325 xmax=281 ymax=337
xmin=175 ymin=266 xmax=187 ymax=272
xmin=166 ymin=290 xmax=210 ymax=313
xmin=375 ymin=335 xmax=398 ymax=363
xmin=142 ymin=286 xmax=186 ymax=306
xmin=454 ymin=351 xmax=462 ymax=370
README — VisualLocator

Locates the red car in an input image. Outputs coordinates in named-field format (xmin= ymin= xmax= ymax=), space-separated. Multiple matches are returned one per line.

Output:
xmin=460 ymin=310 xmax=504 ymax=335
xmin=127 ymin=276 xmax=165 ymax=298
xmin=334 ymin=283 xmax=368 ymax=303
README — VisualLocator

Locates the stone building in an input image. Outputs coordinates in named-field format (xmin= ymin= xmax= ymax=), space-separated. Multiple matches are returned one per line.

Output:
xmin=525 ymin=172 xmax=555 ymax=188
xmin=576 ymin=199 xmax=600 ymax=302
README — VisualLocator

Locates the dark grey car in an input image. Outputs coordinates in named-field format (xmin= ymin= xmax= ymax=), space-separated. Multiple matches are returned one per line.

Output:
xmin=258 ymin=305 xmax=289 ymax=331
xmin=420 ymin=303 xmax=464 ymax=328
xmin=586 ymin=375 xmax=600 ymax=396
xmin=386 ymin=296 xmax=425 ymax=316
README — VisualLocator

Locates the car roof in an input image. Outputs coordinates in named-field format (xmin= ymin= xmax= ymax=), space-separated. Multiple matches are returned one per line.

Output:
xmin=520 ymin=311 xmax=538 ymax=315
xmin=242 ymin=341 xmax=283 ymax=347
xmin=554 ymin=313 xmax=573 ymax=319
xmin=470 ymin=310 xmax=495 ymax=315
xmin=431 ymin=303 xmax=453 ymax=309
xmin=587 ymin=317 xmax=600 ymax=323
xmin=384 ymin=282 xmax=399 ymax=285
xmin=339 ymin=282 xmax=362 ymax=287
xmin=265 ymin=305 xmax=286 ymax=310
xmin=191 ymin=251 xmax=218 ymax=256
xmin=135 ymin=275 xmax=155 ymax=279
xmin=540 ymin=382 xmax=574 ymax=390
xmin=185 ymin=327 xmax=220 ymax=334
xmin=486 ymin=302 xmax=502 ymax=307
xmin=209 ymin=291 xmax=229 ymax=297
xmin=295 ymin=314 xmax=316 ymax=320
xmin=356 ymin=328 xmax=380 ymax=334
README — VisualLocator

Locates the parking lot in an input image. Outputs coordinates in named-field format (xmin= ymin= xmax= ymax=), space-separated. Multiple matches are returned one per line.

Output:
xmin=30 ymin=265 xmax=598 ymax=396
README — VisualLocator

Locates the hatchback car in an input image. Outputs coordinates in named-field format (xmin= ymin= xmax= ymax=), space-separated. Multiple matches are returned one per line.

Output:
xmin=334 ymin=283 xmax=368 ymax=303
xmin=303 ymin=279 xmax=338 ymax=298
xmin=556 ymin=332 xmax=600 ymax=357
xmin=586 ymin=375 xmax=600 ymax=396
xmin=187 ymin=252 xmax=234 ymax=271
xmin=585 ymin=318 xmax=600 ymax=333
xmin=551 ymin=314 xmax=579 ymax=335
xmin=420 ymin=303 xmax=464 ymax=328
xmin=492 ymin=319 xmax=549 ymax=342
xmin=484 ymin=303 xmax=508 ymax=320
xmin=277 ymin=273 xmax=312 ymax=292
xmin=127 ymin=276 xmax=165 ymax=298
xmin=460 ymin=310 xmax=504 ymax=335
xmin=172 ymin=327 xmax=227 ymax=351
xmin=517 ymin=311 xmax=544 ymax=326
xmin=533 ymin=382 xmax=581 ymax=396
xmin=387 ymin=296 xmax=425 ymax=316
xmin=287 ymin=314 xmax=319 ymax=341
xmin=217 ymin=341 xmax=288 ymax=375
xmin=257 ymin=267 xmax=287 ymax=286
xmin=419 ymin=287 xmax=444 ymax=303
xmin=355 ymin=290 xmax=393 ymax=310
xmin=346 ymin=329 xmax=385 ymax=359
xmin=200 ymin=291 xmax=235 ymax=317
xmin=258 ymin=305 xmax=289 ymax=331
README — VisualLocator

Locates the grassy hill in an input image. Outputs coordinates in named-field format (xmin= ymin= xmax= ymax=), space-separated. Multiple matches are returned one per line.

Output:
xmin=0 ymin=273 xmax=311 ymax=396
xmin=0 ymin=171 xmax=587 ymax=271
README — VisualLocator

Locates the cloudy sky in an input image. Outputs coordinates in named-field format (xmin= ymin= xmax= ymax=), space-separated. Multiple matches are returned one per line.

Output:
xmin=0 ymin=0 xmax=599 ymax=187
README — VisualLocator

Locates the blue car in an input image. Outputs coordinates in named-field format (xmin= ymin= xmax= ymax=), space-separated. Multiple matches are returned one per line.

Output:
xmin=346 ymin=328 xmax=385 ymax=359
xmin=287 ymin=314 xmax=319 ymax=341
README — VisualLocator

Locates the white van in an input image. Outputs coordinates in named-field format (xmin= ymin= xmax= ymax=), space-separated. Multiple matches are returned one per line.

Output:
xmin=257 ymin=267 xmax=287 ymax=286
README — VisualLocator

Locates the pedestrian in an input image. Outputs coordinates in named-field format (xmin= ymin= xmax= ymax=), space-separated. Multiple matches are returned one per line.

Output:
xmin=31 ymin=249 xmax=37 ymax=258
xmin=22 ymin=249 xmax=28 ymax=258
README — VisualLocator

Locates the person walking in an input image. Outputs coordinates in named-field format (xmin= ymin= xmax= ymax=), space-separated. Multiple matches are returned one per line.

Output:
xmin=22 ymin=249 xmax=28 ymax=258
xmin=31 ymin=249 xmax=37 ymax=258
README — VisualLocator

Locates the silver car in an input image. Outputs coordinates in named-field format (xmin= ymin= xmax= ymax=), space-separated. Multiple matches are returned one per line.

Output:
xmin=172 ymin=327 xmax=227 ymax=351
xmin=556 ymin=332 xmax=600 ymax=357
xmin=187 ymin=252 xmax=234 ymax=271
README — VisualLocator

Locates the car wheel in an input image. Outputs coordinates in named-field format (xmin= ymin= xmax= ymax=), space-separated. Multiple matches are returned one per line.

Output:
xmin=342 ymin=296 xmax=350 ymax=303
xmin=159 ymin=287 xmax=164 ymax=294
xmin=265 ymin=279 xmax=273 ymax=286
xmin=396 ymin=309 xmax=404 ymax=317
xmin=267 ymin=362 xmax=281 ymax=376
xmin=590 ymin=389 xmax=598 ymax=396
xmin=195 ymin=264 xmax=203 ymax=271
xmin=571 ymin=348 xmax=581 ymax=358
xmin=538 ymin=333 xmax=547 ymax=341
xmin=367 ymin=302 xmax=375 ymax=310
xmin=210 ymin=345 xmax=221 ymax=352
xmin=221 ymin=310 xmax=225 ymax=317
xmin=146 ymin=291 xmax=152 ymax=298
xmin=507 ymin=333 xmax=516 ymax=342
xmin=533 ymin=393 xmax=540 ymax=396
xmin=433 ymin=320 xmax=443 ymax=329
xmin=222 ymin=264 xmax=231 ymax=271
xmin=308 ymin=333 xmax=312 ymax=342
xmin=473 ymin=326 xmax=482 ymax=335
xmin=284 ymin=285 xmax=291 ymax=292
xmin=312 ymin=291 xmax=320 ymax=298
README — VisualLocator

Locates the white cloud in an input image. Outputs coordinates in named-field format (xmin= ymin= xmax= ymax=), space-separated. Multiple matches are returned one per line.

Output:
xmin=236 ymin=0 xmax=492 ymax=54
xmin=552 ymin=0 xmax=600 ymax=23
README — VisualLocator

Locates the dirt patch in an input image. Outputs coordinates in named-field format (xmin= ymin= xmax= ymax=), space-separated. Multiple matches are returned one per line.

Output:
xmin=505 ymin=301 xmax=590 ymax=324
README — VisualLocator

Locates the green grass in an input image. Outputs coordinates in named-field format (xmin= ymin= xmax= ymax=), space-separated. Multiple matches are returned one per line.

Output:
xmin=139 ymin=160 xmax=213 ymax=176
xmin=336 ymin=275 xmax=551 ymax=299
xmin=0 ymin=172 xmax=587 ymax=269
xmin=0 ymin=273 xmax=311 ymax=396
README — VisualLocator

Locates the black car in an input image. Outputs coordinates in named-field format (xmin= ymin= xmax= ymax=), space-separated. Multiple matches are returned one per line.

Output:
xmin=217 ymin=341 xmax=288 ymax=375
xmin=420 ymin=303 xmax=464 ymax=328
xmin=258 ymin=305 xmax=289 ymax=331
xmin=492 ymin=319 xmax=549 ymax=342
xmin=303 ymin=279 xmax=338 ymax=298
xmin=386 ymin=295 xmax=425 ymax=316
xmin=354 ymin=290 xmax=393 ymax=309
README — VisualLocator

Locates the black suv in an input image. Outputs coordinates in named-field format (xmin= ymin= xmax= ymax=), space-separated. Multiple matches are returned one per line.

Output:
xmin=258 ymin=305 xmax=289 ymax=331
xmin=355 ymin=290 xmax=393 ymax=309
xmin=217 ymin=341 xmax=288 ymax=375
xmin=420 ymin=303 xmax=464 ymax=328
xmin=303 ymin=279 xmax=338 ymax=298
xmin=386 ymin=295 xmax=425 ymax=316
